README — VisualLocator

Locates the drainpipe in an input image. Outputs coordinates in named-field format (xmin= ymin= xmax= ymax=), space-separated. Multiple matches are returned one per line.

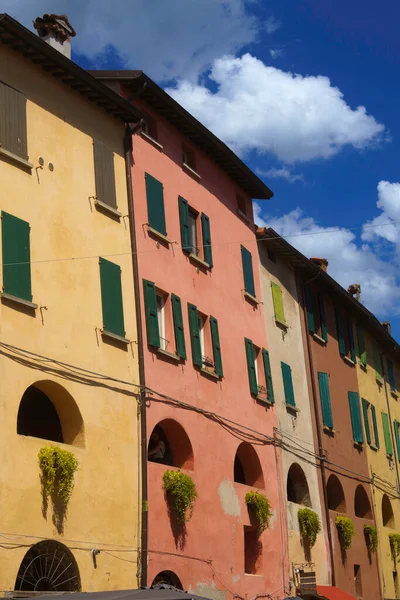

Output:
xmin=124 ymin=123 xmax=148 ymax=587
xmin=301 ymin=272 xmax=336 ymax=587
xmin=380 ymin=353 xmax=400 ymax=493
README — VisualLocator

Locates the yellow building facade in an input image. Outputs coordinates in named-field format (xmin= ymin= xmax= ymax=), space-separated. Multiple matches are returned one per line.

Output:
xmin=0 ymin=15 xmax=142 ymax=593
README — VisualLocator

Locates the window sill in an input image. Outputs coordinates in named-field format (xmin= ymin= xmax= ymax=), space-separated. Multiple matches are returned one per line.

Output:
xmin=360 ymin=363 xmax=367 ymax=372
xmin=256 ymin=395 xmax=273 ymax=407
xmin=323 ymin=426 xmax=335 ymax=434
xmin=275 ymin=318 xmax=288 ymax=331
xmin=343 ymin=356 xmax=356 ymax=367
xmin=140 ymin=131 xmax=164 ymax=151
xmin=182 ymin=162 xmax=201 ymax=180
xmin=101 ymin=330 xmax=130 ymax=345
xmin=243 ymin=291 xmax=258 ymax=305
xmin=370 ymin=444 xmax=379 ymax=452
xmin=237 ymin=208 xmax=251 ymax=223
xmin=0 ymin=147 xmax=33 ymax=171
xmin=376 ymin=377 xmax=383 ymax=386
xmin=1 ymin=293 xmax=37 ymax=310
xmin=391 ymin=390 xmax=399 ymax=399
xmin=313 ymin=333 xmax=327 ymax=345
xmin=188 ymin=252 xmax=211 ymax=269
xmin=353 ymin=441 xmax=364 ymax=449
xmin=94 ymin=199 xmax=122 ymax=219
xmin=156 ymin=348 xmax=181 ymax=362
xmin=147 ymin=226 xmax=172 ymax=245
xmin=200 ymin=367 xmax=221 ymax=380
xmin=285 ymin=403 xmax=299 ymax=414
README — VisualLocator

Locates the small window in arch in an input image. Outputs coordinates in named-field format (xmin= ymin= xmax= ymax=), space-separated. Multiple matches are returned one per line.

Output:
xmin=287 ymin=463 xmax=311 ymax=507
xmin=148 ymin=420 xmax=194 ymax=470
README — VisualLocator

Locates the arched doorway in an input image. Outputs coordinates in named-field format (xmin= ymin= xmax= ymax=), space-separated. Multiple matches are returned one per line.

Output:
xmin=354 ymin=485 xmax=372 ymax=519
xmin=326 ymin=474 xmax=346 ymax=512
xmin=233 ymin=442 xmax=264 ymax=488
xmin=152 ymin=571 xmax=183 ymax=590
xmin=287 ymin=463 xmax=311 ymax=506
xmin=382 ymin=494 xmax=395 ymax=527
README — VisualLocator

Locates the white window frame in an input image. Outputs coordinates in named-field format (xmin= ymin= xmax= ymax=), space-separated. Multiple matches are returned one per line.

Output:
xmin=198 ymin=314 xmax=205 ymax=362
xmin=188 ymin=208 xmax=198 ymax=256
xmin=156 ymin=293 xmax=167 ymax=350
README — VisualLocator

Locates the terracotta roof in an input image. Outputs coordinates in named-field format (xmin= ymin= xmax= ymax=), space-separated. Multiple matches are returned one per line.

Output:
xmin=34 ymin=14 xmax=76 ymax=41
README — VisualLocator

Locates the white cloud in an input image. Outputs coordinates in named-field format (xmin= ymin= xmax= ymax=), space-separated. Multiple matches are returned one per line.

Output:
xmin=362 ymin=181 xmax=400 ymax=244
xmin=257 ymin=167 xmax=304 ymax=183
xmin=167 ymin=54 xmax=386 ymax=163
xmin=269 ymin=48 xmax=283 ymax=59
xmin=265 ymin=16 xmax=281 ymax=34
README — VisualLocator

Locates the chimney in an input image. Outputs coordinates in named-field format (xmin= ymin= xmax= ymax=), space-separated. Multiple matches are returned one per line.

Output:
xmin=382 ymin=321 xmax=391 ymax=335
xmin=34 ymin=14 xmax=76 ymax=58
xmin=348 ymin=284 xmax=361 ymax=302
xmin=310 ymin=257 xmax=328 ymax=272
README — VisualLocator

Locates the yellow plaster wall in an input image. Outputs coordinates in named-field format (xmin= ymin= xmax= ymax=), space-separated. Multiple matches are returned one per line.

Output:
xmin=0 ymin=46 xmax=140 ymax=592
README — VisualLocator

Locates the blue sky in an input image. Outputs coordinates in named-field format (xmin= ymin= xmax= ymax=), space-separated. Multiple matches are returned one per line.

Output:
xmin=5 ymin=0 xmax=400 ymax=339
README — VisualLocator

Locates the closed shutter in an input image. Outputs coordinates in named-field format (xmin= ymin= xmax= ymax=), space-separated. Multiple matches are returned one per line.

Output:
xmin=178 ymin=196 xmax=190 ymax=251
xmin=201 ymin=213 xmax=213 ymax=267
xmin=171 ymin=293 xmax=186 ymax=359
xmin=374 ymin=347 xmax=382 ymax=381
xmin=382 ymin=412 xmax=393 ymax=457
xmin=348 ymin=392 xmax=363 ymax=444
xmin=143 ymin=279 xmax=160 ymax=348
xmin=271 ymin=282 xmax=285 ymax=324
xmin=317 ymin=372 xmax=333 ymax=429
xmin=210 ymin=316 xmax=223 ymax=377
xmin=361 ymin=399 xmax=371 ymax=445
xmin=188 ymin=303 xmax=202 ymax=367
xmin=394 ymin=420 xmax=400 ymax=461
xmin=262 ymin=349 xmax=274 ymax=403
xmin=281 ymin=362 xmax=295 ymax=406
xmin=241 ymin=245 xmax=255 ymax=297
xmin=99 ymin=258 xmax=125 ymax=337
xmin=319 ymin=293 xmax=328 ymax=342
xmin=93 ymin=139 xmax=117 ymax=208
xmin=145 ymin=173 xmax=167 ymax=236
xmin=0 ymin=81 xmax=28 ymax=159
xmin=387 ymin=359 xmax=396 ymax=392
xmin=2 ymin=211 xmax=32 ymax=301
xmin=357 ymin=326 xmax=367 ymax=367
xmin=335 ymin=309 xmax=346 ymax=356
xmin=245 ymin=338 xmax=257 ymax=395
xmin=371 ymin=404 xmax=380 ymax=449
xmin=348 ymin=318 xmax=356 ymax=363
xmin=304 ymin=284 xmax=315 ymax=333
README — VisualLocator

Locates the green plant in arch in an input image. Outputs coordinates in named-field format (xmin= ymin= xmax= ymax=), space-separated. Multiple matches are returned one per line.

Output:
xmin=364 ymin=525 xmax=378 ymax=553
xmin=298 ymin=508 xmax=321 ymax=548
xmin=245 ymin=491 xmax=272 ymax=535
xmin=38 ymin=446 xmax=79 ymax=504
xmin=389 ymin=533 xmax=400 ymax=561
xmin=335 ymin=515 xmax=356 ymax=550
xmin=163 ymin=470 xmax=198 ymax=523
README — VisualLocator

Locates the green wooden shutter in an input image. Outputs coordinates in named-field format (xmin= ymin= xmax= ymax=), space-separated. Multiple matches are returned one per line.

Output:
xmin=99 ymin=258 xmax=125 ymax=337
xmin=348 ymin=319 xmax=356 ymax=363
xmin=178 ymin=196 xmax=190 ymax=251
xmin=188 ymin=303 xmax=202 ymax=367
xmin=382 ymin=412 xmax=393 ymax=457
xmin=357 ymin=326 xmax=367 ymax=367
xmin=319 ymin=293 xmax=328 ymax=342
xmin=210 ymin=316 xmax=223 ymax=377
xmin=371 ymin=404 xmax=380 ymax=449
xmin=145 ymin=173 xmax=166 ymax=236
xmin=317 ymin=372 xmax=333 ymax=429
xmin=304 ymin=284 xmax=315 ymax=333
xmin=361 ymin=399 xmax=371 ymax=445
xmin=241 ymin=245 xmax=255 ymax=297
xmin=394 ymin=420 xmax=400 ymax=461
xmin=262 ymin=349 xmax=274 ymax=404
xmin=387 ymin=359 xmax=396 ymax=392
xmin=143 ymin=279 xmax=160 ymax=348
xmin=2 ymin=211 xmax=32 ymax=301
xmin=245 ymin=338 xmax=257 ymax=395
xmin=271 ymin=282 xmax=286 ymax=324
xmin=348 ymin=392 xmax=363 ymax=444
xmin=374 ymin=347 xmax=382 ymax=381
xmin=171 ymin=293 xmax=186 ymax=359
xmin=335 ymin=309 xmax=346 ymax=356
xmin=281 ymin=362 xmax=295 ymax=406
xmin=201 ymin=213 xmax=213 ymax=267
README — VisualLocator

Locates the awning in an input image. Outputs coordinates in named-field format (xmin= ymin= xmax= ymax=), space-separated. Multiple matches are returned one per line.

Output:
xmin=317 ymin=585 xmax=357 ymax=600
xmin=16 ymin=587 xmax=211 ymax=600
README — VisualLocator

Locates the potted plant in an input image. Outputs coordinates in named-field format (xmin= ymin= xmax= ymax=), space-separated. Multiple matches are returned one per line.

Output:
xmin=245 ymin=491 xmax=272 ymax=535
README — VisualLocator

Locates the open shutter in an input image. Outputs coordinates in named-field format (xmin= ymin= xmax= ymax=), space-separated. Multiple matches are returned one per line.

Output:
xmin=304 ymin=285 xmax=315 ymax=333
xmin=99 ymin=258 xmax=125 ymax=337
xmin=93 ymin=139 xmax=117 ymax=208
xmin=394 ymin=420 xmax=400 ymax=461
xmin=374 ymin=347 xmax=382 ymax=381
xmin=0 ymin=81 xmax=28 ymax=159
xmin=262 ymin=349 xmax=274 ymax=404
xmin=2 ymin=211 xmax=32 ymax=301
xmin=210 ymin=316 xmax=223 ymax=377
xmin=382 ymin=412 xmax=393 ymax=457
xmin=271 ymin=282 xmax=286 ymax=324
xmin=188 ymin=303 xmax=202 ymax=367
xmin=245 ymin=338 xmax=257 ymax=395
xmin=241 ymin=245 xmax=255 ymax=297
xmin=371 ymin=404 xmax=380 ymax=449
xmin=201 ymin=213 xmax=213 ymax=267
xmin=357 ymin=326 xmax=367 ymax=367
xmin=318 ymin=372 xmax=333 ymax=429
xmin=145 ymin=173 xmax=167 ymax=236
xmin=388 ymin=359 xmax=396 ymax=392
xmin=348 ymin=392 xmax=363 ymax=444
xmin=178 ymin=196 xmax=190 ymax=251
xmin=348 ymin=318 xmax=356 ymax=363
xmin=281 ymin=362 xmax=295 ymax=406
xmin=143 ymin=279 xmax=160 ymax=348
xmin=319 ymin=293 xmax=328 ymax=342
xmin=335 ymin=309 xmax=346 ymax=356
xmin=361 ymin=399 xmax=371 ymax=445
xmin=171 ymin=293 xmax=186 ymax=359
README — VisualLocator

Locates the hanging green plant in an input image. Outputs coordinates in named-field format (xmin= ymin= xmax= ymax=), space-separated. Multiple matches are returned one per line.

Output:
xmin=38 ymin=446 xmax=79 ymax=505
xmin=298 ymin=508 xmax=321 ymax=548
xmin=389 ymin=533 xmax=400 ymax=561
xmin=163 ymin=470 xmax=198 ymax=523
xmin=364 ymin=525 xmax=378 ymax=553
xmin=335 ymin=515 xmax=356 ymax=550
xmin=245 ymin=491 xmax=273 ymax=535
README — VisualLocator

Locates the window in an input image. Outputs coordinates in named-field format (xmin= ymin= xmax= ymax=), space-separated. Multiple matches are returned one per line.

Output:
xmin=0 ymin=81 xmax=28 ymax=160
xmin=142 ymin=114 xmax=158 ymax=142
xmin=382 ymin=412 xmax=393 ymax=457
xmin=394 ymin=420 xmax=400 ymax=461
xmin=152 ymin=572 xmax=183 ymax=590
xmin=388 ymin=359 xmax=397 ymax=393
xmin=354 ymin=565 xmax=362 ymax=599
xmin=374 ymin=346 xmax=383 ymax=382
xmin=244 ymin=339 xmax=274 ymax=403
xmin=336 ymin=309 xmax=356 ymax=363
xmin=327 ymin=475 xmax=346 ymax=512
xmin=271 ymin=282 xmax=286 ymax=326
xmin=241 ymin=245 xmax=256 ymax=298
xmin=187 ymin=303 xmax=223 ymax=377
xmin=148 ymin=420 xmax=193 ymax=469
xmin=318 ymin=372 xmax=333 ymax=429
xmin=143 ymin=280 xmax=186 ymax=359
xmin=237 ymin=194 xmax=247 ymax=216
xmin=357 ymin=326 xmax=367 ymax=368
xmin=244 ymin=527 xmax=262 ymax=574
xmin=304 ymin=285 xmax=327 ymax=343
xmin=361 ymin=399 xmax=371 ymax=445
xmin=145 ymin=173 xmax=167 ymax=237
xmin=348 ymin=392 xmax=363 ymax=444
xmin=182 ymin=145 xmax=197 ymax=172
xmin=371 ymin=404 xmax=380 ymax=449
xmin=178 ymin=197 xmax=213 ymax=266
xmin=287 ymin=464 xmax=311 ymax=506
xmin=281 ymin=362 xmax=296 ymax=408
xmin=2 ymin=211 xmax=32 ymax=302
xmin=354 ymin=485 xmax=372 ymax=519
xmin=234 ymin=442 xmax=265 ymax=487
xmin=382 ymin=494 xmax=395 ymax=527
xmin=93 ymin=139 xmax=117 ymax=210
xmin=99 ymin=258 xmax=126 ymax=340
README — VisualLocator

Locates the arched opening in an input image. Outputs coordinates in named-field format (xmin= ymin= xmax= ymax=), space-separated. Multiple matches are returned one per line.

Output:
xmin=354 ymin=485 xmax=372 ymax=519
xmin=382 ymin=494 xmax=395 ymax=528
xmin=233 ymin=442 xmax=264 ymax=488
xmin=287 ymin=463 xmax=311 ymax=507
xmin=15 ymin=540 xmax=81 ymax=592
xmin=17 ymin=381 xmax=84 ymax=447
xmin=152 ymin=571 xmax=183 ymax=590
xmin=327 ymin=474 xmax=346 ymax=512
xmin=148 ymin=420 xmax=193 ymax=470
